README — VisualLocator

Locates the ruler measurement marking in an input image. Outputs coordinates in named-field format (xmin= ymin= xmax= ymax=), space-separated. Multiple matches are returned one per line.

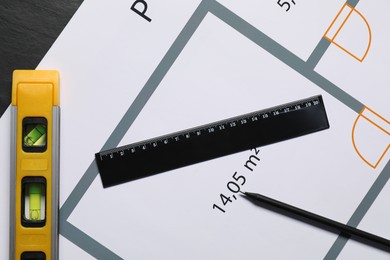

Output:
xmin=99 ymin=96 xmax=321 ymax=159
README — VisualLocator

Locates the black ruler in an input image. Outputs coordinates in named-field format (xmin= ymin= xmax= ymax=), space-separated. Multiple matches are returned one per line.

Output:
xmin=96 ymin=95 xmax=329 ymax=188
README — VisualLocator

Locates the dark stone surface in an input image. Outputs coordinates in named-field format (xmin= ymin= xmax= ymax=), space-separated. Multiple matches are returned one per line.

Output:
xmin=0 ymin=0 xmax=84 ymax=117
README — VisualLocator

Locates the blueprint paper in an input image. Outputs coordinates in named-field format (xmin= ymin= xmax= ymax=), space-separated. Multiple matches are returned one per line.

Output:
xmin=0 ymin=0 xmax=389 ymax=259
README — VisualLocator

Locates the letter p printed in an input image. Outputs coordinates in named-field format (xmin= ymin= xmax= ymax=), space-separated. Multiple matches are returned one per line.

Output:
xmin=131 ymin=0 xmax=152 ymax=22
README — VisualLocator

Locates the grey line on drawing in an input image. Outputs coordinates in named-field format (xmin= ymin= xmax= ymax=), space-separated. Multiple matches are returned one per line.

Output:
xmin=306 ymin=37 xmax=331 ymax=70
xmin=61 ymin=221 xmax=123 ymax=259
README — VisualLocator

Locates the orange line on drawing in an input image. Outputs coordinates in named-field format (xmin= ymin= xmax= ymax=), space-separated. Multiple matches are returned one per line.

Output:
xmin=361 ymin=114 xmax=390 ymax=136
xmin=331 ymin=41 xmax=363 ymax=62
xmin=365 ymin=106 xmax=390 ymax=124
xmin=324 ymin=3 xmax=349 ymax=38
xmin=323 ymin=35 xmax=332 ymax=42
xmin=352 ymin=108 xmax=373 ymax=168
xmin=352 ymin=107 xmax=390 ymax=169
xmin=331 ymin=4 xmax=354 ymax=42
xmin=324 ymin=3 xmax=372 ymax=62
xmin=375 ymin=145 xmax=390 ymax=168
xmin=353 ymin=7 xmax=372 ymax=61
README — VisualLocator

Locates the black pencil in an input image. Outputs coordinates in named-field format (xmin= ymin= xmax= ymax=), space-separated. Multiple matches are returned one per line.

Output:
xmin=241 ymin=191 xmax=390 ymax=249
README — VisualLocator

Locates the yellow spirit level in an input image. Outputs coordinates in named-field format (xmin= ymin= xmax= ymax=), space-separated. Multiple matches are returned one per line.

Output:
xmin=10 ymin=70 xmax=60 ymax=260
